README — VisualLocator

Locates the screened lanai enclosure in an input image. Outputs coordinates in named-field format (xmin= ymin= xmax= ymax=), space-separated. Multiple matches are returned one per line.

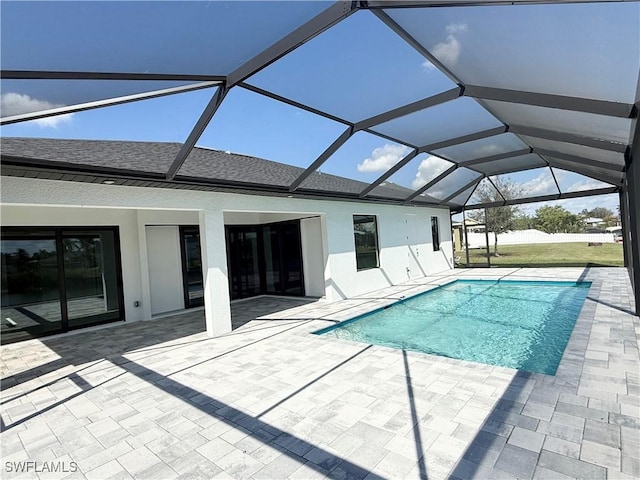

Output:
xmin=1 ymin=0 xmax=639 ymax=313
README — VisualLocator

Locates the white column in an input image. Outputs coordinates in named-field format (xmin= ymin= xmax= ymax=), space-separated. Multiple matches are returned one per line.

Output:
xmin=136 ymin=210 xmax=153 ymax=321
xmin=199 ymin=209 xmax=232 ymax=336
xmin=321 ymin=214 xmax=339 ymax=302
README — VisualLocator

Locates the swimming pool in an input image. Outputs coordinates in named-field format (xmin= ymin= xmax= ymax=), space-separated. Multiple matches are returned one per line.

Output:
xmin=314 ymin=280 xmax=590 ymax=375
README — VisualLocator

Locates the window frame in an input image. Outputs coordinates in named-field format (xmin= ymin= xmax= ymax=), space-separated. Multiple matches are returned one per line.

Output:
xmin=353 ymin=214 xmax=380 ymax=271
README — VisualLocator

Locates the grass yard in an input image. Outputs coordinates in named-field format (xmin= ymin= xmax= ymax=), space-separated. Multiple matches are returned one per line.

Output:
xmin=457 ymin=242 xmax=624 ymax=268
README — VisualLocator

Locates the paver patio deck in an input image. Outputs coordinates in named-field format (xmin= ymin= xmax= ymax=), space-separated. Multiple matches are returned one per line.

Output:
xmin=1 ymin=267 xmax=639 ymax=480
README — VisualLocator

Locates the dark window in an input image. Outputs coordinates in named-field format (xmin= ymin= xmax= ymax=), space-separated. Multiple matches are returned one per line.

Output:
xmin=353 ymin=215 xmax=379 ymax=270
xmin=431 ymin=216 xmax=440 ymax=251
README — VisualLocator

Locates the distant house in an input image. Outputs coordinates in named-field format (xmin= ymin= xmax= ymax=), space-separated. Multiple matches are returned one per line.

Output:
xmin=584 ymin=217 xmax=605 ymax=228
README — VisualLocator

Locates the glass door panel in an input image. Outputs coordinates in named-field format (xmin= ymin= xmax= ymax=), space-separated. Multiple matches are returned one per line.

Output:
xmin=239 ymin=231 xmax=261 ymax=298
xmin=262 ymin=226 xmax=281 ymax=295
xmin=62 ymin=230 xmax=122 ymax=328
xmin=180 ymin=227 xmax=204 ymax=308
xmin=279 ymin=223 xmax=304 ymax=295
xmin=1 ymin=234 xmax=62 ymax=343
xmin=226 ymin=227 xmax=262 ymax=300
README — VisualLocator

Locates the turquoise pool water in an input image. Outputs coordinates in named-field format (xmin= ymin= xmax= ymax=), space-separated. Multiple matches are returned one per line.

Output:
xmin=315 ymin=280 xmax=590 ymax=375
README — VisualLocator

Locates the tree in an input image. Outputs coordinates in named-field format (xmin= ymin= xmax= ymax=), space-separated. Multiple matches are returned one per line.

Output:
xmin=534 ymin=205 xmax=583 ymax=233
xmin=467 ymin=178 xmax=521 ymax=256
xmin=513 ymin=213 xmax=536 ymax=231
xmin=588 ymin=207 xmax=614 ymax=220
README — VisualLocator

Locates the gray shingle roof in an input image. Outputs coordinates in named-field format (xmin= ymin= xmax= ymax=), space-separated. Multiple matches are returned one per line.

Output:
xmin=1 ymin=137 xmax=433 ymax=202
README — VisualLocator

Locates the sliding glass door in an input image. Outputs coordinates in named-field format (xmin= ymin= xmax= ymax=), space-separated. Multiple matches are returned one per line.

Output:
xmin=226 ymin=221 xmax=304 ymax=300
xmin=1 ymin=227 xmax=124 ymax=344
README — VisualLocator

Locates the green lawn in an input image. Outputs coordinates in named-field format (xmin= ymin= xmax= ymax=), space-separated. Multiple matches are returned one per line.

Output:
xmin=456 ymin=242 xmax=624 ymax=268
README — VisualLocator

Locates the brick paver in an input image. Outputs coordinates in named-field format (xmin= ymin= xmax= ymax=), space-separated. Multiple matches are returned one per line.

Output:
xmin=1 ymin=267 xmax=638 ymax=479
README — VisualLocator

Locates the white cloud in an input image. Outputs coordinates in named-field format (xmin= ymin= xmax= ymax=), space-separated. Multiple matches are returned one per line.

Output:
xmin=1 ymin=92 xmax=73 ymax=127
xmin=565 ymin=178 xmax=608 ymax=192
xmin=412 ymin=155 xmax=452 ymax=190
xmin=357 ymin=144 xmax=411 ymax=173
xmin=446 ymin=23 xmax=468 ymax=35
xmin=549 ymin=169 xmax=610 ymax=193
xmin=423 ymin=22 xmax=467 ymax=70
xmin=519 ymin=171 xmax=558 ymax=197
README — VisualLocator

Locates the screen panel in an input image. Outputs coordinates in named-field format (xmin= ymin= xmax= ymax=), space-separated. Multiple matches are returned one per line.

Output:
xmin=1 ymin=87 xmax=217 ymax=146
xmin=1 ymin=79 xmax=202 ymax=119
xmin=521 ymin=136 xmax=626 ymax=168
xmin=192 ymin=86 xmax=346 ymax=175
xmin=385 ymin=2 xmax=640 ymax=103
xmin=1 ymin=1 xmax=331 ymax=75
xmin=490 ymin=167 xmax=559 ymax=199
xmin=247 ymin=10 xmax=456 ymax=122
xmin=371 ymin=97 xmax=502 ymax=147
xmin=483 ymin=100 xmax=633 ymax=144
xmin=552 ymin=168 xmax=613 ymax=193
xmin=369 ymin=153 xmax=454 ymax=199
xmin=448 ymin=184 xmax=477 ymax=206
xmin=424 ymin=167 xmax=481 ymax=200
xmin=467 ymin=178 xmax=502 ymax=206
xmin=471 ymin=153 xmax=547 ymax=176
xmin=299 ymin=131 xmax=413 ymax=194
xmin=433 ymin=133 xmax=528 ymax=163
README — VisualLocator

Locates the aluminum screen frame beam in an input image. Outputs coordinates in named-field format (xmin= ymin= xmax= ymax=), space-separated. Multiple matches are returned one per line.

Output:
xmin=405 ymin=165 xmax=458 ymax=202
xmin=167 ymin=2 xmax=359 ymax=182
xmin=289 ymin=126 xmax=355 ymax=192
xmin=355 ymin=87 xmax=462 ymax=130
xmin=457 ymin=148 xmax=532 ymax=168
xmin=452 ymin=186 xmax=620 ymax=212
xmin=545 ymin=158 xmax=624 ymax=187
xmin=239 ymin=82 xmax=351 ymax=127
xmin=367 ymin=1 xmax=633 ymax=8
xmin=361 ymin=126 xmax=506 ymax=199
xmin=624 ymin=130 xmax=640 ymax=315
xmin=440 ymin=176 xmax=484 ymax=204
xmin=464 ymin=85 xmax=636 ymax=119
xmin=371 ymin=9 xmax=463 ymax=85
xmin=226 ymin=1 xmax=359 ymax=86
xmin=533 ymin=148 xmax=625 ymax=172
xmin=1 ymin=81 xmax=220 ymax=126
xmin=510 ymin=125 xmax=629 ymax=153
xmin=358 ymin=149 xmax=418 ymax=197
xmin=166 ymin=85 xmax=229 ymax=180
xmin=0 ymin=70 xmax=225 ymax=82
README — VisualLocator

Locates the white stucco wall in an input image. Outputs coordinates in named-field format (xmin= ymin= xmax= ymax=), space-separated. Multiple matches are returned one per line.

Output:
xmin=0 ymin=176 xmax=453 ymax=335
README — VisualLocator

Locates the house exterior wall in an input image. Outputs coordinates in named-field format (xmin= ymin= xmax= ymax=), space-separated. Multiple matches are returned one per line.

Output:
xmin=0 ymin=176 xmax=453 ymax=337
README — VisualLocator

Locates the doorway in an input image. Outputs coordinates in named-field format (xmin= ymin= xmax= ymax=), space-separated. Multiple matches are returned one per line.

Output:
xmin=179 ymin=226 xmax=204 ymax=308
xmin=146 ymin=225 xmax=205 ymax=315
xmin=226 ymin=220 xmax=304 ymax=300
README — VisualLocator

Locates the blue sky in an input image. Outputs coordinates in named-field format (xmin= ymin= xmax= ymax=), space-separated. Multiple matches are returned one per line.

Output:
xmin=2 ymin=1 xmax=632 ymax=216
